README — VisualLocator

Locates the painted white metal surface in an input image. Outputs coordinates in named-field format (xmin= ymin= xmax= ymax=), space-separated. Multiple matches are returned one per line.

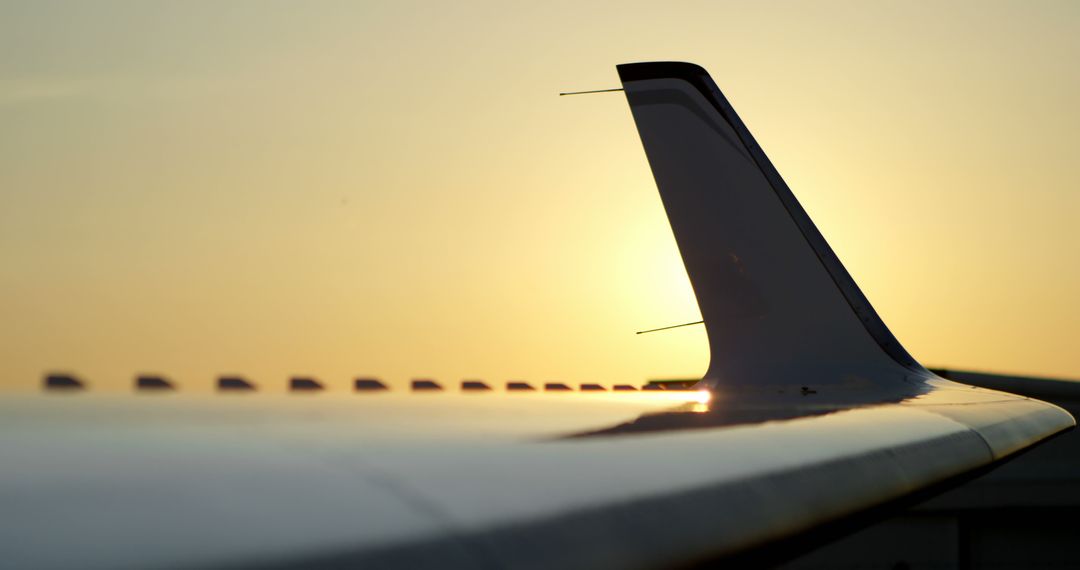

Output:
xmin=0 ymin=389 xmax=1071 ymax=569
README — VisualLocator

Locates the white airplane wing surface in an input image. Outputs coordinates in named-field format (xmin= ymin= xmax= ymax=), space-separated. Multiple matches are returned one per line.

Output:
xmin=0 ymin=61 xmax=1072 ymax=569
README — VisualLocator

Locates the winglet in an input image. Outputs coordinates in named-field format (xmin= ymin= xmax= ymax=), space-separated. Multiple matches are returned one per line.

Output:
xmin=618 ymin=62 xmax=924 ymax=390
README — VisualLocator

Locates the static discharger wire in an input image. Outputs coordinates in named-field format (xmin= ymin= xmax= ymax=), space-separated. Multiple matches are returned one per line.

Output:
xmin=559 ymin=88 xmax=624 ymax=96
xmin=635 ymin=320 xmax=705 ymax=335
xmin=563 ymin=84 xmax=678 ymax=334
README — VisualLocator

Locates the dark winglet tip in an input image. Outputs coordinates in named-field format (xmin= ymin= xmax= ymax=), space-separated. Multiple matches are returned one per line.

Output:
xmin=617 ymin=61 xmax=708 ymax=83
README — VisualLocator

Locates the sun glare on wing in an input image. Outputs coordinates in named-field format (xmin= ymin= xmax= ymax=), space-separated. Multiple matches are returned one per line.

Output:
xmin=631 ymin=388 xmax=713 ymax=412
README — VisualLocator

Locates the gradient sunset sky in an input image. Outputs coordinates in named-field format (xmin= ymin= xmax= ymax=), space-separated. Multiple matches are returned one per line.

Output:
xmin=1 ymin=1 xmax=1077 ymax=392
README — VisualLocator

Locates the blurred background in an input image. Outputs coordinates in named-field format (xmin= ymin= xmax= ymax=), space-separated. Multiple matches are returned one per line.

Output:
xmin=1 ymin=0 xmax=1077 ymax=392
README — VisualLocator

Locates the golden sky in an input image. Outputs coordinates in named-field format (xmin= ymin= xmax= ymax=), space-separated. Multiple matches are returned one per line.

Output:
xmin=1 ymin=1 xmax=1077 ymax=392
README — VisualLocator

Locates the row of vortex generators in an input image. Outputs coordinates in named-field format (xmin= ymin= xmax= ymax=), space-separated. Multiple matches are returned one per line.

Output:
xmin=41 ymin=374 xmax=698 ymax=393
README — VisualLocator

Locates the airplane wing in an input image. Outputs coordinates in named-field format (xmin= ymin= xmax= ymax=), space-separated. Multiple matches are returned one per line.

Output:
xmin=0 ymin=61 xmax=1072 ymax=569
